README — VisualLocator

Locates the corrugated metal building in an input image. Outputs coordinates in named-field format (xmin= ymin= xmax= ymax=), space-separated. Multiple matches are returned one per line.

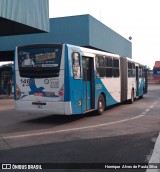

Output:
xmin=0 ymin=0 xmax=49 ymax=36
xmin=0 ymin=14 xmax=132 ymax=61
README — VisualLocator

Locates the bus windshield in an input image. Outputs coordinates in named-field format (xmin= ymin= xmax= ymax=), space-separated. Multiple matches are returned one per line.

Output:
xmin=18 ymin=45 xmax=62 ymax=78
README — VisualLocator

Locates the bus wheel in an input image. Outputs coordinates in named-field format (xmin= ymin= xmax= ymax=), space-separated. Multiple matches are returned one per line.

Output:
xmin=129 ymin=90 xmax=134 ymax=104
xmin=97 ymin=94 xmax=105 ymax=115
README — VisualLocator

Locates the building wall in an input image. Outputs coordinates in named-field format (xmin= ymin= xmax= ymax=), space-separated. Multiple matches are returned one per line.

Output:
xmin=51 ymin=15 xmax=90 ymax=46
xmin=88 ymin=16 xmax=132 ymax=57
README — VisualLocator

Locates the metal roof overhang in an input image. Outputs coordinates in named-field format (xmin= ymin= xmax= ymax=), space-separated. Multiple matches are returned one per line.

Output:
xmin=0 ymin=51 xmax=13 ymax=61
xmin=0 ymin=16 xmax=47 ymax=61
xmin=0 ymin=0 xmax=49 ymax=61
xmin=0 ymin=17 xmax=46 ymax=36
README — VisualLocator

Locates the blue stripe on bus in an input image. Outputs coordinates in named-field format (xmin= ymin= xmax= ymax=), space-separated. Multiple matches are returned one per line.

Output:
xmin=138 ymin=79 xmax=144 ymax=96
xmin=136 ymin=78 xmax=144 ymax=97
xmin=70 ymin=78 xmax=118 ymax=115
xmin=95 ymin=79 xmax=118 ymax=107
xmin=29 ymin=79 xmax=45 ymax=94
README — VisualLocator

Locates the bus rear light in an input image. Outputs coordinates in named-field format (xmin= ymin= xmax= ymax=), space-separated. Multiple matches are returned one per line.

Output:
xmin=58 ymin=85 xmax=64 ymax=100
xmin=59 ymin=91 xmax=63 ymax=97
xmin=16 ymin=85 xmax=21 ymax=100
xmin=17 ymin=90 xmax=21 ymax=95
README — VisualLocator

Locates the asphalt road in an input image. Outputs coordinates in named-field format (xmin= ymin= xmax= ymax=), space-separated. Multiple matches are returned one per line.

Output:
xmin=0 ymin=84 xmax=160 ymax=172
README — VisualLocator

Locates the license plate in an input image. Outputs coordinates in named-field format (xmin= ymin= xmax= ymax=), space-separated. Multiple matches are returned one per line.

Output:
xmin=36 ymin=105 xmax=43 ymax=109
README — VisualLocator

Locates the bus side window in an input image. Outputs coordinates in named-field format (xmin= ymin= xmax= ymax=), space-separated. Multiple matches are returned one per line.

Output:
xmin=139 ymin=66 xmax=142 ymax=77
xmin=128 ymin=62 xmax=132 ymax=78
xmin=132 ymin=63 xmax=136 ymax=77
xmin=96 ymin=55 xmax=105 ymax=77
xmin=106 ymin=57 xmax=113 ymax=77
xmin=139 ymin=66 xmax=143 ymax=78
xmin=142 ymin=66 xmax=145 ymax=77
xmin=113 ymin=58 xmax=119 ymax=77
xmin=72 ymin=52 xmax=81 ymax=79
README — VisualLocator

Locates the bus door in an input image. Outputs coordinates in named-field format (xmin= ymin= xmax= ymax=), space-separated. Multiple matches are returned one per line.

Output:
xmin=136 ymin=66 xmax=139 ymax=96
xmin=82 ymin=57 xmax=95 ymax=112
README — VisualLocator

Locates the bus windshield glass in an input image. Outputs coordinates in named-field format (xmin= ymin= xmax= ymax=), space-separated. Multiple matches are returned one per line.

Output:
xmin=18 ymin=45 xmax=62 ymax=78
xmin=18 ymin=47 xmax=61 ymax=68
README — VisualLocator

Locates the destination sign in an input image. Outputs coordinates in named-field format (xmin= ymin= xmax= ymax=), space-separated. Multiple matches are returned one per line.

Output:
xmin=35 ymin=52 xmax=56 ymax=62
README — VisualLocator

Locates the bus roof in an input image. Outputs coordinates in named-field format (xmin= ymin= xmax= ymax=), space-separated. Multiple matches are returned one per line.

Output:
xmin=66 ymin=44 xmax=120 ymax=58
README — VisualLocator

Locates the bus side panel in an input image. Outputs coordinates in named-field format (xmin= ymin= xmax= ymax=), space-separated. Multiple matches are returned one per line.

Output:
xmin=138 ymin=78 xmax=145 ymax=96
xmin=95 ymin=78 xmax=119 ymax=108
xmin=67 ymin=46 xmax=83 ymax=115
xmin=127 ymin=78 xmax=136 ymax=100
xmin=144 ymin=69 xmax=148 ymax=94
xmin=136 ymin=65 xmax=145 ymax=97
xmin=71 ymin=82 xmax=83 ymax=114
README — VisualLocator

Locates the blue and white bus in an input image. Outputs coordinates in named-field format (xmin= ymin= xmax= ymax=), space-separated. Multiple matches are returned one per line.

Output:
xmin=14 ymin=44 xmax=148 ymax=115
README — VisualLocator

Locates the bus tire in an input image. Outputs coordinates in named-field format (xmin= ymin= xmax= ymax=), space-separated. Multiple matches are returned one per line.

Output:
xmin=129 ymin=90 xmax=134 ymax=104
xmin=97 ymin=94 xmax=105 ymax=115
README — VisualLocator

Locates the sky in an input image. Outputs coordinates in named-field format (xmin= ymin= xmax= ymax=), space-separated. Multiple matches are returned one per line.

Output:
xmin=49 ymin=0 xmax=160 ymax=69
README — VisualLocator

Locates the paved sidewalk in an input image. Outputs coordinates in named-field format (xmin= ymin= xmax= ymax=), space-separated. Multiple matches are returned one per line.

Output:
xmin=0 ymin=94 xmax=15 ymax=111
xmin=0 ymin=94 xmax=14 ymax=99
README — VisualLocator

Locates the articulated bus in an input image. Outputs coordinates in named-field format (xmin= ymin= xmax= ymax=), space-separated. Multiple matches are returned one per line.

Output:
xmin=14 ymin=44 xmax=148 ymax=115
